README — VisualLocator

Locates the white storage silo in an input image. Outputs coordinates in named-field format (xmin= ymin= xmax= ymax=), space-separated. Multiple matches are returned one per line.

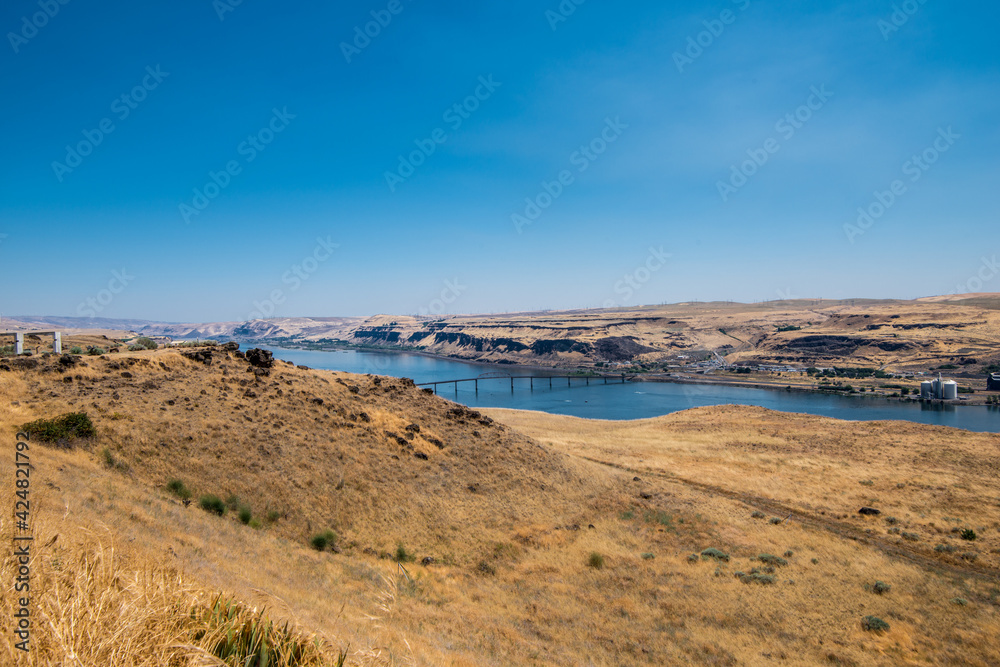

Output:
xmin=920 ymin=381 xmax=934 ymax=399
xmin=941 ymin=381 xmax=958 ymax=400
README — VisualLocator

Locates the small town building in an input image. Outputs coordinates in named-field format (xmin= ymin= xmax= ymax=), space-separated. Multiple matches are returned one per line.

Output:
xmin=988 ymin=372 xmax=1000 ymax=391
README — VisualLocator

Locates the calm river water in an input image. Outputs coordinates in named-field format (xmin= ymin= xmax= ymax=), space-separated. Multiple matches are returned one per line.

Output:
xmin=256 ymin=346 xmax=1000 ymax=433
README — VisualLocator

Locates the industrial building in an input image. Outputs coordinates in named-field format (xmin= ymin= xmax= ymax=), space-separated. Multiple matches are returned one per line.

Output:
xmin=920 ymin=374 xmax=958 ymax=400
xmin=989 ymin=373 xmax=1000 ymax=391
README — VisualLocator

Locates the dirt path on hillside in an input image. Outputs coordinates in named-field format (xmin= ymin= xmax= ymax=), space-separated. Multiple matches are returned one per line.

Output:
xmin=575 ymin=453 xmax=1000 ymax=592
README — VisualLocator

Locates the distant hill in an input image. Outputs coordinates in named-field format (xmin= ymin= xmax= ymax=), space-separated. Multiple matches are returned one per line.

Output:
xmin=9 ymin=294 xmax=1000 ymax=372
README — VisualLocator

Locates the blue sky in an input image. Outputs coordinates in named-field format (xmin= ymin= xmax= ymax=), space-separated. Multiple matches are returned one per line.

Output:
xmin=1 ymin=0 xmax=998 ymax=322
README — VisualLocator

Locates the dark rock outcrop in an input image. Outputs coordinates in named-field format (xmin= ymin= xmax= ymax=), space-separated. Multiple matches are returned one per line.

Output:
xmin=245 ymin=348 xmax=274 ymax=369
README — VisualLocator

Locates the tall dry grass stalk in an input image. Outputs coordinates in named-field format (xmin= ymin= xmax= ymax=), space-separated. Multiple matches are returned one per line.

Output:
xmin=0 ymin=520 xmax=346 ymax=666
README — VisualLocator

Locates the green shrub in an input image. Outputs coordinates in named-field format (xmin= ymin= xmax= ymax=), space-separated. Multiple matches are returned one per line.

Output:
xmin=901 ymin=531 xmax=920 ymax=541
xmin=641 ymin=552 xmax=655 ymax=560
xmin=133 ymin=336 xmax=158 ymax=350
xmin=87 ymin=347 xmax=105 ymax=356
xmin=167 ymin=478 xmax=192 ymax=500
xmin=769 ymin=517 xmax=783 ymax=525
xmin=757 ymin=554 xmax=788 ymax=567
xmin=951 ymin=597 xmax=968 ymax=606
xmin=199 ymin=595 xmax=347 ymax=667
xmin=395 ymin=543 xmax=415 ymax=563
xmin=783 ymin=550 xmax=794 ymax=558
xmin=266 ymin=510 xmax=281 ymax=524
xmin=859 ymin=479 xmax=874 ymax=486
xmin=736 ymin=570 xmax=775 ymax=585
xmin=934 ymin=544 xmax=957 ymax=554
xmin=238 ymin=506 xmax=252 ymax=525
xmin=311 ymin=530 xmax=337 ymax=551
xmin=871 ymin=580 xmax=891 ymax=595
xmin=686 ymin=553 xmax=699 ymax=563
xmin=961 ymin=528 xmax=977 ymax=541
xmin=199 ymin=495 xmax=226 ymax=516
xmin=99 ymin=447 xmax=128 ymax=471
xmin=861 ymin=615 xmax=890 ymax=633
xmin=69 ymin=346 xmax=83 ymax=354
xmin=811 ymin=558 xmax=819 ymax=565
xmin=884 ymin=516 xmax=898 ymax=525
xmin=587 ymin=552 xmax=605 ymax=569
xmin=21 ymin=412 xmax=96 ymax=443
xmin=700 ymin=548 xmax=730 ymax=563
xmin=476 ymin=560 xmax=497 ymax=576
xmin=646 ymin=510 xmax=673 ymax=527
xmin=248 ymin=518 xmax=262 ymax=530
xmin=751 ymin=511 xmax=766 ymax=519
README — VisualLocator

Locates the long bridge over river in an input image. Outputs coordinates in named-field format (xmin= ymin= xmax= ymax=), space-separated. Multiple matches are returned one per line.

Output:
xmin=415 ymin=371 xmax=635 ymax=395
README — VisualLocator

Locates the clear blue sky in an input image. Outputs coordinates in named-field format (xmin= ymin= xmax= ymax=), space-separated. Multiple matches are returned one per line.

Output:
xmin=2 ymin=0 xmax=998 ymax=322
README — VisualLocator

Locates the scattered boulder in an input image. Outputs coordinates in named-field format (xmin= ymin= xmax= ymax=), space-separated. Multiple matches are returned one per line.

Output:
xmin=245 ymin=348 xmax=274 ymax=369
xmin=859 ymin=507 xmax=882 ymax=516
xmin=221 ymin=341 xmax=240 ymax=352
xmin=2 ymin=357 xmax=41 ymax=371
xmin=182 ymin=349 xmax=213 ymax=365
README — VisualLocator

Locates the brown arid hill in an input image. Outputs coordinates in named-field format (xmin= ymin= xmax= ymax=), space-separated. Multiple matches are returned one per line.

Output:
xmin=238 ymin=296 xmax=1000 ymax=373
xmin=11 ymin=294 xmax=1000 ymax=373
xmin=2 ymin=343 xmax=1000 ymax=665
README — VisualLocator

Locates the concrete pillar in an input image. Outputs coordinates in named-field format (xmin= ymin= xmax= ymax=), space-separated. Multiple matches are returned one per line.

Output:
xmin=53 ymin=332 xmax=62 ymax=354
xmin=15 ymin=333 xmax=23 ymax=354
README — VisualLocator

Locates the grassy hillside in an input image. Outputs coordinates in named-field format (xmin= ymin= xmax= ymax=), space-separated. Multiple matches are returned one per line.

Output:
xmin=2 ymin=345 xmax=999 ymax=665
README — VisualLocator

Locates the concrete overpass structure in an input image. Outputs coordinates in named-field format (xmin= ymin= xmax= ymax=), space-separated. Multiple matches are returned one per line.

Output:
xmin=2 ymin=331 xmax=62 ymax=355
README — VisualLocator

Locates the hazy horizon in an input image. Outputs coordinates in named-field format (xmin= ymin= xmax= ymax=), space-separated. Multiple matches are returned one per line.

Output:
xmin=6 ymin=292 xmax=997 ymax=327
xmin=3 ymin=2 xmax=998 ymax=321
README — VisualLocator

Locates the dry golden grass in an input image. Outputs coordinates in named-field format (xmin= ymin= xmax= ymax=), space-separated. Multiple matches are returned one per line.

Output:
xmin=0 ymin=515 xmax=345 ymax=666
xmin=2 ymin=347 xmax=1000 ymax=665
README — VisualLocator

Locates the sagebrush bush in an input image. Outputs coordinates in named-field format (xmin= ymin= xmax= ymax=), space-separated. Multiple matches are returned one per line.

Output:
xmin=310 ymin=530 xmax=337 ymax=551
xmin=861 ymin=615 xmax=890 ymax=633
xmin=757 ymin=553 xmax=788 ymax=567
xmin=700 ymin=548 xmax=729 ymax=562
xmin=961 ymin=528 xmax=977 ymax=541
xmin=238 ymin=506 xmax=252 ymax=525
xmin=872 ymin=580 xmax=891 ymax=595
xmin=587 ymin=552 xmax=605 ymax=569
xmin=166 ymin=479 xmax=191 ymax=500
xmin=395 ymin=543 xmax=415 ymax=563
xmin=199 ymin=495 xmax=226 ymax=516
xmin=133 ymin=336 xmax=158 ymax=350
xmin=21 ymin=412 xmax=96 ymax=443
